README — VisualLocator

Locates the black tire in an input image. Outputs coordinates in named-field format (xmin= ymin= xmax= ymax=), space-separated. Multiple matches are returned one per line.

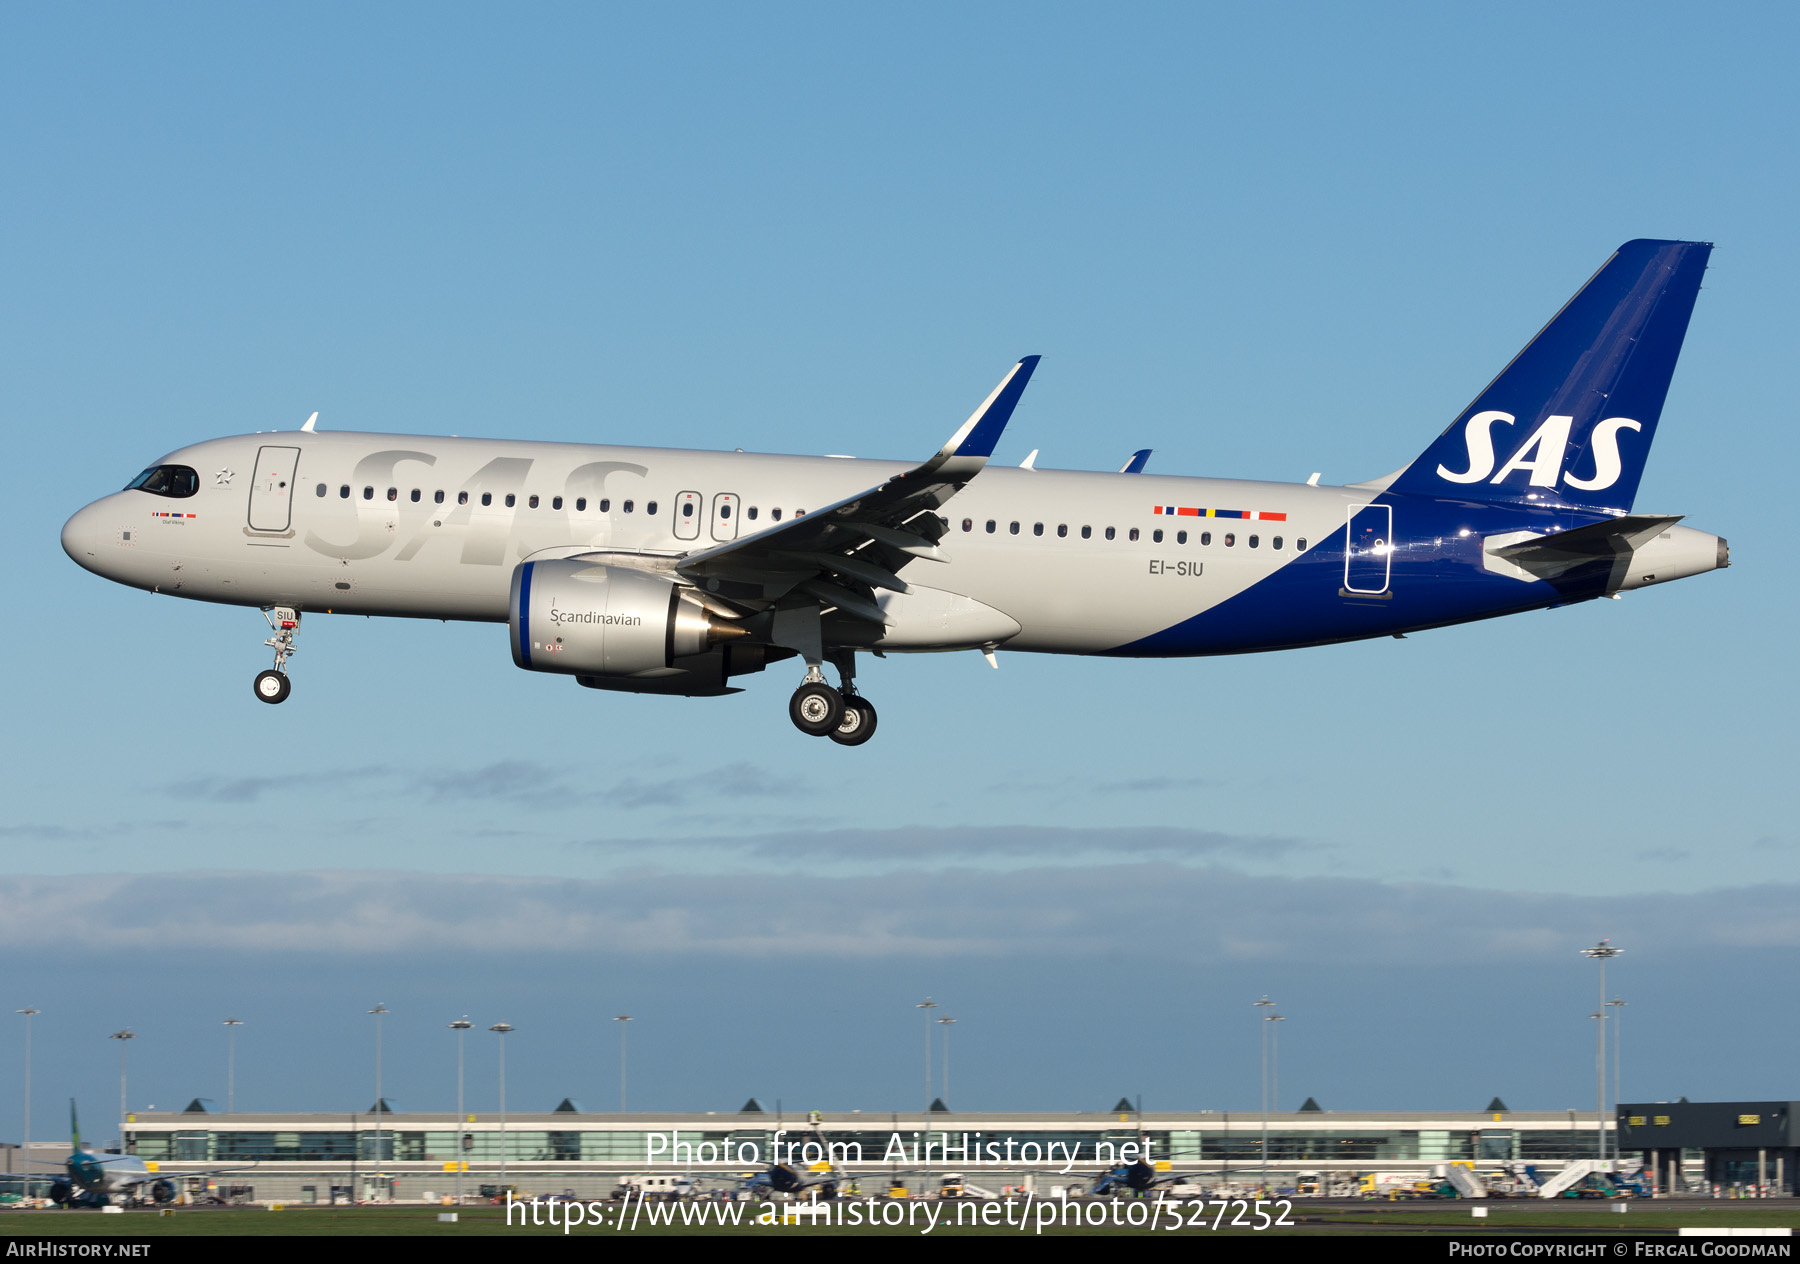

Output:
xmin=789 ymin=682 xmax=844 ymax=736
xmin=829 ymin=696 xmax=878 ymax=746
xmin=253 ymin=669 xmax=291 ymax=704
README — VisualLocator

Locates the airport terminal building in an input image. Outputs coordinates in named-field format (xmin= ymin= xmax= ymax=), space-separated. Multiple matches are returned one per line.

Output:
xmin=35 ymin=1100 xmax=1744 ymax=1202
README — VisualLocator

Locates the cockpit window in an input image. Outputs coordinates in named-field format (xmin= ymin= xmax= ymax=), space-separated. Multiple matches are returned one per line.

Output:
xmin=125 ymin=465 xmax=199 ymax=498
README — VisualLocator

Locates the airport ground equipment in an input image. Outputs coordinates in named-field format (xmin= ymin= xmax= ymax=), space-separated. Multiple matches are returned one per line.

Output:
xmin=1538 ymin=1159 xmax=1613 ymax=1198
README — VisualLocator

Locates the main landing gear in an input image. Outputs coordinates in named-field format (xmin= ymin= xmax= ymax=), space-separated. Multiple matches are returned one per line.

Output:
xmin=254 ymin=606 xmax=299 ymax=705
xmin=788 ymin=653 xmax=878 ymax=746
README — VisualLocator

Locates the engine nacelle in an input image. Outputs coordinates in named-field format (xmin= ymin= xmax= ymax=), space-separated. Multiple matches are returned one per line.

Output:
xmin=509 ymin=560 xmax=745 ymax=682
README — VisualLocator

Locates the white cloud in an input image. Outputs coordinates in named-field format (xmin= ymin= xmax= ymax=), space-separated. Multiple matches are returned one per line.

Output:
xmin=4 ymin=862 xmax=1795 ymax=961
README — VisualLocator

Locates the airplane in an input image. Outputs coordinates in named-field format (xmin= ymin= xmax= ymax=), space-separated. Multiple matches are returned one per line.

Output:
xmin=48 ymin=1101 xmax=249 ymax=1207
xmin=61 ymin=239 xmax=1726 ymax=745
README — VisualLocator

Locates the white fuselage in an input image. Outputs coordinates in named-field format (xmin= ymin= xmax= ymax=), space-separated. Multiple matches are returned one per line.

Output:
xmin=63 ymin=430 xmax=1370 ymax=654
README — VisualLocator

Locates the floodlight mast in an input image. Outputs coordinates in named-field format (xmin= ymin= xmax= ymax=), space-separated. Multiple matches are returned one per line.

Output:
xmin=1579 ymin=941 xmax=1622 ymax=1159
xmin=490 ymin=1024 xmax=514 ymax=1193
xmin=222 ymin=1018 xmax=243 ymax=1114
xmin=1254 ymin=997 xmax=1274 ymax=1185
xmin=109 ymin=1029 xmax=135 ymax=1149
xmin=368 ymin=1004 xmax=389 ymax=1174
xmin=613 ymin=1015 xmax=633 ymax=1113
xmin=450 ymin=1018 xmax=472 ymax=1205
xmin=16 ymin=1009 xmax=39 ymax=1177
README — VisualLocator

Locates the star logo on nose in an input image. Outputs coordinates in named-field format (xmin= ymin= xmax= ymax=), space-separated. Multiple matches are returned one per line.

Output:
xmin=214 ymin=468 xmax=235 ymax=486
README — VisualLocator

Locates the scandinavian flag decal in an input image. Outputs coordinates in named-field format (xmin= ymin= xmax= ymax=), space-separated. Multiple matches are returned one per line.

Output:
xmin=1152 ymin=505 xmax=1287 ymax=522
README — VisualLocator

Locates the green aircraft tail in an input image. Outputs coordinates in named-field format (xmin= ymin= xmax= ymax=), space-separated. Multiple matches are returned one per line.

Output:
xmin=69 ymin=1099 xmax=80 ymax=1152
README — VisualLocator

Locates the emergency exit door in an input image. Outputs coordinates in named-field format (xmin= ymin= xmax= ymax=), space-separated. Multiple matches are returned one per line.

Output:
xmin=711 ymin=493 xmax=740 ymax=541
xmin=1343 ymin=504 xmax=1392 ymax=594
xmin=247 ymin=446 xmax=301 ymax=532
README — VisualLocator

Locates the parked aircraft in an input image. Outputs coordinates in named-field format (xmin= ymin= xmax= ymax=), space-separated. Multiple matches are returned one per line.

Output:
xmin=48 ymin=1101 xmax=248 ymax=1207
xmin=62 ymin=240 xmax=1726 ymax=744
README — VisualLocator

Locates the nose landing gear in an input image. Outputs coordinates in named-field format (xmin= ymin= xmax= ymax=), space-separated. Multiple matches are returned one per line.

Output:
xmin=254 ymin=606 xmax=300 ymax=705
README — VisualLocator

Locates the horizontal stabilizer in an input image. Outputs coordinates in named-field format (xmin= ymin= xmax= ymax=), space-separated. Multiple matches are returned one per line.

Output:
xmin=1492 ymin=514 xmax=1683 ymax=563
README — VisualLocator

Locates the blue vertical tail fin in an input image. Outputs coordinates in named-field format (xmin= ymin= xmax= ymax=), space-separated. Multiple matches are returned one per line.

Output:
xmin=1386 ymin=239 xmax=1711 ymax=514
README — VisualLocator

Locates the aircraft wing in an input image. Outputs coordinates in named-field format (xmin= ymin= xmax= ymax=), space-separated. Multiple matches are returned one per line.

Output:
xmin=674 ymin=356 xmax=1040 ymax=623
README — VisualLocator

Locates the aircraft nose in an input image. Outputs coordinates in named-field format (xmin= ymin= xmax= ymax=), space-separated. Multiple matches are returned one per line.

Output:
xmin=61 ymin=500 xmax=110 ymax=572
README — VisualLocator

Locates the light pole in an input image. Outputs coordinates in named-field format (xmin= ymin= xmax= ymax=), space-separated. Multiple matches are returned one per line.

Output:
xmin=110 ymin=1030 xmax=135 ymax=1149
xmin=222 ymin=1019 xmax=243 ymax=1114
xmin=1607 ymin=997 xmax=1627 ymax=1123
xmin=614 ymin=1015 xmax=632 ymax=1113
xmin=368 ymin=1004 xmax=388 ymax=1167
xmin=937 ymin=1017 xmax=956 ymax=1110
xmin=915 ymin=999 xmax=938 ymax=1108
xmin=16 ymin=1009 xmax=38 ymax=1176
xmin=449 ymin=1018 xmax=472 ymax=1206
xmin=1580 ymin=940 xmax=1621 ymax=1160
xmin=1254 ymin=996 xmax=1275 ymax=1184
xmin=490 ymin=1023 xmax=513 ymax=1193
xmin=1267 ymin=1012 xmax=1286 ymax=1187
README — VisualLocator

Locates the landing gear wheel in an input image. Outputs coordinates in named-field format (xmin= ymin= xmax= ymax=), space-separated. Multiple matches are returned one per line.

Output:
xmin=253 ymin=669 xmax=291 ymax=705
xmin=789 ymin=682 xmax=844 ymax=736
xmin=829 ymin=696 xmax=878 ymax=746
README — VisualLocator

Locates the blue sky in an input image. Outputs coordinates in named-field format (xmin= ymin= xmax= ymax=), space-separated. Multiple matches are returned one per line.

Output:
xmin=2 ymin=3 xmax=1796 ymax=1131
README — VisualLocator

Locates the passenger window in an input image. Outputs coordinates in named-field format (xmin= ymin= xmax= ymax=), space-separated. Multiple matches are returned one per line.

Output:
xmin=599 ymin=498 xmax=610 ymax=512
xmin=1201 ymin=531 xmax=1211 ymax=545
xmin=1273 ymin=536 xmax=1283 ymax=550
xmin=1057 ymin=524 xmax=1067 ymax=538
xmin=340 ymin=485 xmax=350 ymax=499
xmin=552 ymin=496 xmax=563 ymax=510
xmin=1152 ymin=529 xmax=1162 ymax=543
xmin=1224 ymin=533 xmax=1235 ymax=546
xmin=1177 ymin=530 xmax=1187 ymax=544
xmin=1081 ymin=525 xmax=1092 ymax=539
xmin=315 ymin=484 xmax=326 ymax=497
xmin=937 ymin=516 xmax=949 ymax=528
xmin=1297 ymin=537 xmax=1307 ymax=550
xmin=1105 ymin=527 xmax=1116 ymax=541
xmin=364 ymin=486 xmax=374 ymax=500
xmin=387 ymin=487 xmax=397 ymax=502
xmin=575 ymin=497 xmax=586 ymax=511
xmin=1249 ymin=535 xmax=1259 ymax=548
xmin=748 ymin=507 xmax=757 ymax=520
xmin=771 ymin=508 xmax=781 ymax=521
xmin=434 ymin=490 xmax=445 ymax=504
xmin=1033 ymin=523 xmax=1043 ymax=536
xmin=983 ymin=520 xmax=995 ymax=534
xmin=528 ymin=495 xmax=539 ymax=509
xmin=962 ymin=518 xmax=972 ymax=532
xmin=647 ymin=501 xmax=658 ymax=515
xmin=1129 ymin=528 xmax=1140 ymax=542
xmin=481 ymin=493 xmax=492 ymax=506
xmin=719 ymin=504 xmax=731 ymax=518
xmin=623 ymin=500 xmax=634 ymax=513
xmin=505 ymin=494 xmax=516 ymax=508
xmin=682 ymin=501 xmax=694 ymax=518
xmin=796 ymin=508 xmax=804 ymax=515
xmin=410 ymin=489 xmax=421 ymax=503
xmin=1009 ymin=521 xmax=1019 ymax=535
